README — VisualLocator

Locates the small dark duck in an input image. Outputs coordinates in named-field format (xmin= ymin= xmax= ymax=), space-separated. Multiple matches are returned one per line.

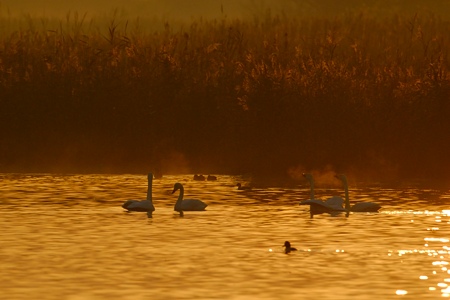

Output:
xmin=283 ymin=241 xmax=297 ymax=254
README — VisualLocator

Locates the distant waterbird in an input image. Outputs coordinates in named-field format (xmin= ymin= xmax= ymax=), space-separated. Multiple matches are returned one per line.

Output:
xmin=122 ymin=173 xmax=155 ymax=218
xmin=172 ymin=182 xmax=208 ymax=217
xmin=283 ymin=241 xmax=298 ymax=254
xmin=207 ymin=175 xmax=217 ymax=181
xmin=193 ymin=174 xmax=205 ymax=181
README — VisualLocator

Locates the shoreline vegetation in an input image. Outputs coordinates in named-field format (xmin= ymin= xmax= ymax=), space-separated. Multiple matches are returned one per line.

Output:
xmin=1 ymin=3 xmax=450 ymax=181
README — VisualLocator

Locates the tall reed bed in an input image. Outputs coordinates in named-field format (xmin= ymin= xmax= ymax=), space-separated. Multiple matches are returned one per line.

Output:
xmin=1 ymin=11 xmax=449 ymax=179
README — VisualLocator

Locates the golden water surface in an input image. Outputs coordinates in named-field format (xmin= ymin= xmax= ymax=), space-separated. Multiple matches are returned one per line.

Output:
xmin=0 ymin=174 xmax=449 ymax=300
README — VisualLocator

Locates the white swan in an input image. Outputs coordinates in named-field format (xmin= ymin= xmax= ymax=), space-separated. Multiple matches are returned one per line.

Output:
xmin=335 ymin=174 xmax=381 ymax=212
xmin=172 ymin=182 xmax=208 ymax=216
xmin=122 ymin=173 xmax=155 ymax=217
xmin=299 ymin=173 xmax=346 ymax=215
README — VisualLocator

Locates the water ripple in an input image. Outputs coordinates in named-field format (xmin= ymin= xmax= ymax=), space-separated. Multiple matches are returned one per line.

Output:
xmin=0 ymin=173 xmax=449 ymax=299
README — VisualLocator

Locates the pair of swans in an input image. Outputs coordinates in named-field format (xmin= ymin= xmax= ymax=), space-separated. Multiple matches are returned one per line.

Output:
xmin=299 ymin=173 xmax=381 ymax=215
xmin=122 ymin=173 xmax=207 ymax=217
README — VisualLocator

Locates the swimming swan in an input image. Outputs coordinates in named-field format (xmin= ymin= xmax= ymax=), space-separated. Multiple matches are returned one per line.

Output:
xmin=122 ymin=173 xmax=155 ymax=217
xmin=172 ymin=182 xmax=208 ymax=216
xmin=283 ymin=241 xmax=298 ymax=254
xmin=299 ymin=173 xmax=346 ymax=215
xmin=335 ymin=174 xmax=381 ymax=212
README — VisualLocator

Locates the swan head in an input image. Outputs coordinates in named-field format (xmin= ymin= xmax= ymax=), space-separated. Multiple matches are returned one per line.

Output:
xmin=335 ymin=174 xmax=348 ymax=184
xmin=302 ymin=173 xmax=314 ymax=184
xmin=172 ymin=182 xmax=183 ymax=194
xmin=302 ymin=173 xmax=313 ymax=180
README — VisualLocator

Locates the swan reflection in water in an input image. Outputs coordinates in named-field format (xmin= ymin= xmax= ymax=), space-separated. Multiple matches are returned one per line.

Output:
xmin=299 ymin=173 xmax=381 ymax=217
xmin=172 ymin=183 xmax=208 ymax=217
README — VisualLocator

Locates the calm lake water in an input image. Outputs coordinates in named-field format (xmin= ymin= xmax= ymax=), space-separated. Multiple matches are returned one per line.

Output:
xmin=0 ymin=173 xmax=449 ymax=300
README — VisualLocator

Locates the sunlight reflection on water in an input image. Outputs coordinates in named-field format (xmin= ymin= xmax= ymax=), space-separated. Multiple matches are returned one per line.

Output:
xmin=0 ymin=173 xmax=449 ymax=299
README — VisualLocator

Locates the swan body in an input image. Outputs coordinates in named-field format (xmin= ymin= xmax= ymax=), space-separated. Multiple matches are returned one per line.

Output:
xmin=335 ymin=174 xmax=381 ymax=212
xmin=172 ymin=182 xmax=207 ymax=216
xmin=299 ymin=198 xmax=346 ymax=214
xmin=299 ymin=173 xmax=345 ymax=215
xmin=283 ymin=241 xmax=297 ymax=254
xmin=236 ymin=183 xmax=252 ymax=190
xmin=350 ymin=202 xmax=382 ymax=212
xmin=122 ymin=173 xmax=155 ymax=217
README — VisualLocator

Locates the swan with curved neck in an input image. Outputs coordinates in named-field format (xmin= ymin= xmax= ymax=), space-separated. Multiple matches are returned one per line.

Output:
xmin=299 ymin=173 xmax=345 ymax=215
xmin=122 ymin=173 xmax=155 ymax=217
xmin=172 ymin=183 xmax=207 ymax=217
xmin=335 ymin=174 xmax=381 ymax=212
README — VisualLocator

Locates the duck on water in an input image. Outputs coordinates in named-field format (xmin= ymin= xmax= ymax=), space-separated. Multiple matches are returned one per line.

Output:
xmin=283 ymin=241 xmax=297 ymax=254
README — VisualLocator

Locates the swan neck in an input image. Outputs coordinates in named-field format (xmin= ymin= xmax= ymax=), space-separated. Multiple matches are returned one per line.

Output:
xmin=175 ymin=185 xmax=184 ymax=211
xmin=146 ymin=175 xmax=153 ymax=201
xmin=343 ymin=179 xmax=350 ymax=211
xmin=309 ymin=178 xmax=315 ymax=199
